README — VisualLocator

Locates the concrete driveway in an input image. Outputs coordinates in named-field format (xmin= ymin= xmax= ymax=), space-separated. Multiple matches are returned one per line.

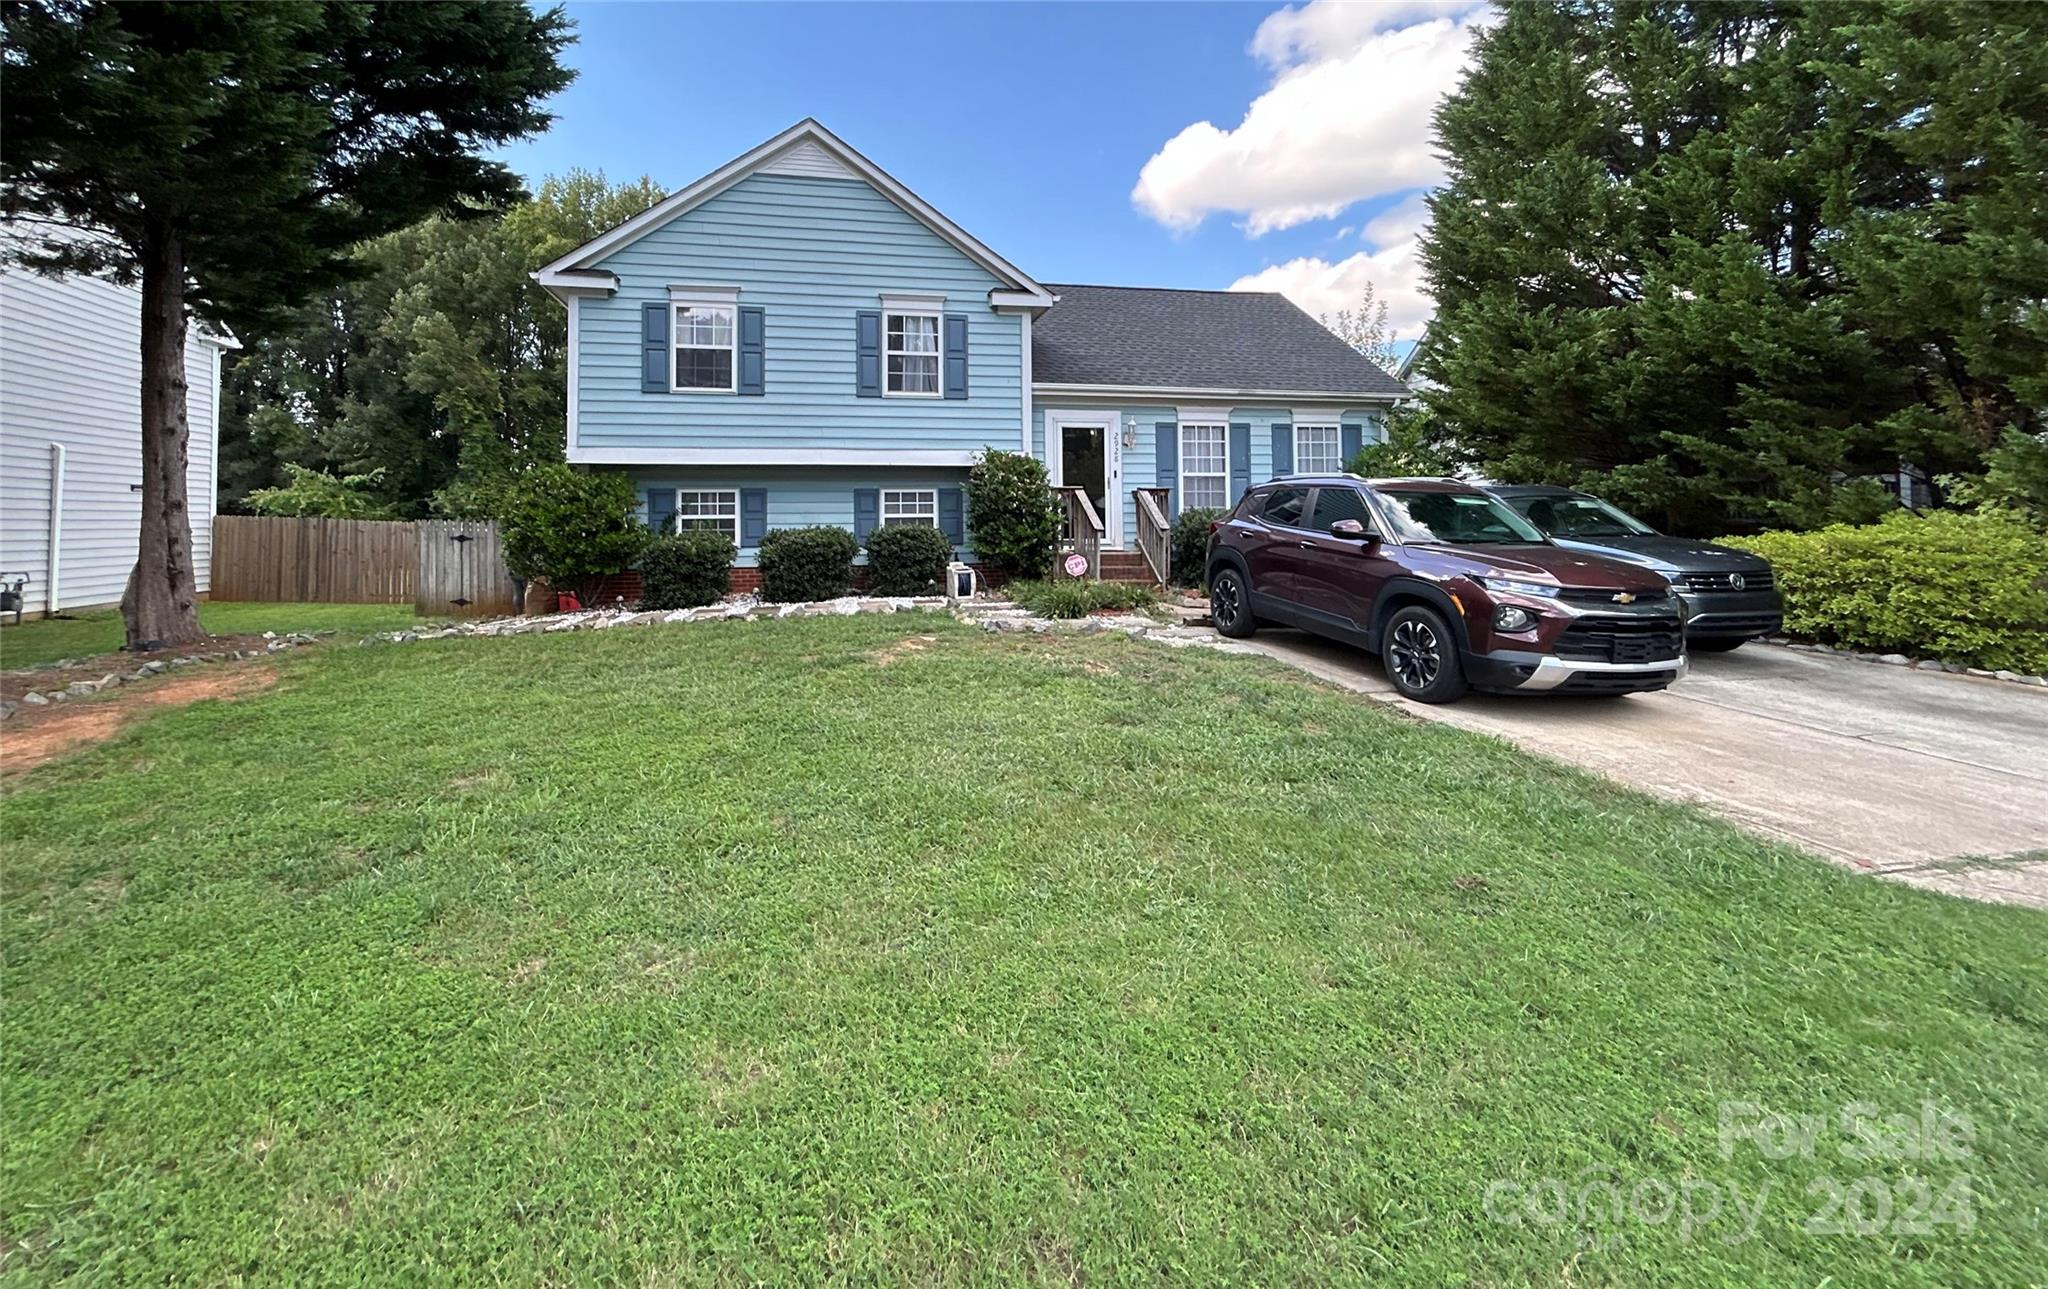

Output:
xmin=1220 ymin=628 xmax=2048 ymax=909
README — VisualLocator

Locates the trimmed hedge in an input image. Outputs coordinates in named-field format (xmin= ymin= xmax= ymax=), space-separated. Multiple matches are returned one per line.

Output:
xmin=1007 ymin=578 xmax=1159 ymax=620
xmin=1171 ymin=507 xmax=1224 ymax=587
xmin=757 ymin=525 xmax=856 ymax=603
xmin=1722 ymin=510 xmax=2048 ymax=672
xmin=639 ymin=529 xmax=734 ymax=610
xmin=865 ymin=523 xmax=954 ymax=596
xmin=967 ymin=450 xmax=1060 ymax=579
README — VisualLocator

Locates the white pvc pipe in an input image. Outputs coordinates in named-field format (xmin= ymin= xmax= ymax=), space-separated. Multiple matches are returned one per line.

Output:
xmin=46 ymin=441 xmax=64 ymax=616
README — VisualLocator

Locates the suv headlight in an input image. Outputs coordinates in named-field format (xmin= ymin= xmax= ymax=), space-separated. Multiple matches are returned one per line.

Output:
xmin=1476 ymin=576 xmax=1561 ymax=599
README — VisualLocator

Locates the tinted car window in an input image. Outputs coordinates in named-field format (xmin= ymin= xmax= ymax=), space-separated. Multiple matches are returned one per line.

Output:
xmin=1308 ymin=487 xmax=1376 ymax=535
xmin=1375 ymin=489 xmax=1544 ymax=544
xmin=1260 ymin=487 xmax=1309 ymax=527
xmin=1510 ymin=494 xmax=1656 ymax=538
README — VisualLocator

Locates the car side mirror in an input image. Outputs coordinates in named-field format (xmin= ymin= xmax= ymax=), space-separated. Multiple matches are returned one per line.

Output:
xmin=1329 ymin=518 xmax=1379 ymax=547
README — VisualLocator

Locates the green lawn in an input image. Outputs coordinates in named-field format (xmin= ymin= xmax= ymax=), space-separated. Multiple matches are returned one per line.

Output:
xmin=0 ymin=602 xmax=421 ymax=670
xmin=2 ymin=615 xmax=2042 ymax=1284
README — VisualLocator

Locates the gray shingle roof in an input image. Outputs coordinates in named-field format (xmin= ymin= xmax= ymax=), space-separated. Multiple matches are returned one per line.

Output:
xmin=1033 ymin=284 xmax=1407 ymax=397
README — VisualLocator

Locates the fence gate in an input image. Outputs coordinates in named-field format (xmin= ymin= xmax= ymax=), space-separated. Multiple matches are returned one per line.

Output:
xmin=415 ymin=520 xmax=517 ymax=618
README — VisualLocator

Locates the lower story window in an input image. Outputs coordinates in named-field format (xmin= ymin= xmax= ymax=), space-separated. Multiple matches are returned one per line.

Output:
xmin=1295 ymin=424 xmax=1342 ymax=474
xmin=674 ymin=489 xmax=738 ymax=541
xmin=1180 ymin=424 xmax=1228 ymax=510
xmin=882 ymin=488 xmax=938 ymax=527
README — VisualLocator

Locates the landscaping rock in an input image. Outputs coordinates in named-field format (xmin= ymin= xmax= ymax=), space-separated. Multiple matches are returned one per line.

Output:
xmin=1 ymin=700 xmax=16 ymax=721
xmin=1877 ymin=654 xmax=1910 ymax=666
xmin=21 ymin=691 xmax=48 ymax=706
xmin=64 ymin=680 xmax=99 ymax=697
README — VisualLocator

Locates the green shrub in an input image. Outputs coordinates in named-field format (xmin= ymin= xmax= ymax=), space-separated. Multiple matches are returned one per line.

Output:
xmin=496 ymin=465 xmax=647 ymax=608
xmin=639 ymin=529 xmax=734 ymax=610
xmin=864 ymin=523 xmax=954 ymax=596
xmin=1723 ymin=510 xmax=2048 ymax=672
xmin=967 ymin=450 xmax=1060 ymax=580
xmin=757 ymin=525 xmax=856 ymax=602
xmin=1008 ymin=578 xmax=1160 ymax=620
xmin=1171 ymin=507 xmax=1224 ymax=587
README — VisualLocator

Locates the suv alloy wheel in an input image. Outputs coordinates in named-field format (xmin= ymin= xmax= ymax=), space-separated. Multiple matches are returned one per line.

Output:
xmin=1210 ymin=566 xmax=1256 ymax=638
xmin=1382 ymin=604 xmax=1468 ymax=703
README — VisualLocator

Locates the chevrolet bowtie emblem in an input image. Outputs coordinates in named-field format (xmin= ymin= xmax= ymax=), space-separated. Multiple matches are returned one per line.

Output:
xmin=1613 ymin=591 xmax=1637 ymax=604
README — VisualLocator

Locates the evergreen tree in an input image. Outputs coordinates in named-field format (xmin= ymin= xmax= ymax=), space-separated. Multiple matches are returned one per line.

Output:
xmin=1420 ymin=1 xmax=2047 ymax=534
xmin=0 ymin=1 xmax=573 ymax=646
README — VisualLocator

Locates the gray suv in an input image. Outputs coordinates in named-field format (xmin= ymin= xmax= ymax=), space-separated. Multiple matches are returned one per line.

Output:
xmin=1483 ymin=485 xmax=1782 ymax=651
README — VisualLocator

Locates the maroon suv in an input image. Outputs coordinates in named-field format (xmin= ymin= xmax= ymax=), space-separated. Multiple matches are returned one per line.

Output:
xmin=1205 ymin=476 xmax=1688 ymax=702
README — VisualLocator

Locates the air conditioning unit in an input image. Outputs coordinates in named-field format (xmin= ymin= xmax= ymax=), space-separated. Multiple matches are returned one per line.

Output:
xmin=944 ymin=562 xmax=978 ymax=600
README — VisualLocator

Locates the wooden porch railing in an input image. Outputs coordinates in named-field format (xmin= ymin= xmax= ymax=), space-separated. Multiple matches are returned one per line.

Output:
xmin=1052 ymin=486 xmax=1104 ymax=579
xmin=1133 ymin=487 xmax=1172 ymax=585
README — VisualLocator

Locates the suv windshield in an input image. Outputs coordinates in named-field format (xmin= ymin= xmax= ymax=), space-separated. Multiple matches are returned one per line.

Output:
xmin=1507 ymin=493 xmax=1656 ymax=539
xmin=1374 ymin=489 xmax=1546 ymax=545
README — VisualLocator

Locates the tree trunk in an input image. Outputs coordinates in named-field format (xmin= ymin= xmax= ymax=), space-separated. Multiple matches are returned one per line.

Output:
xmin=122 ymin=222 xmax=206 ymax=650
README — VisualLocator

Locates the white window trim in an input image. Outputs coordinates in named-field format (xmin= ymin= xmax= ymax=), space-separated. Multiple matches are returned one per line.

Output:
xmin=669 ymin=289 xmax=738 ymax=395
xmin=882 ymin=306 xmax=943 ymax=399
xmin=1294 ymin=422 xmax=1343 ymax=475
xmin=880 ymin=487 xmax=940 ymax=527
xmin=669 ymin=488 xmax=740 ymax=542
xmin=1178 ymin=422 xmax=1229 ymax=513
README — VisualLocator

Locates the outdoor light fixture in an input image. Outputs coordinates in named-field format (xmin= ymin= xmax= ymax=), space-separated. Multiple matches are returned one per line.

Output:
xmin=1122 ymin=417 xmax=1138 ymax=449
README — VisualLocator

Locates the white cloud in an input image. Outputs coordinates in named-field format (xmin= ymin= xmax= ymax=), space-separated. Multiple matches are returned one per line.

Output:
xmin=1361 ymin=193 xmax=1431 ymax=249
xmin=1230 ymin=242 xmax=1433 ymax=340
xmin=1131 ymin=1 xmax=1487 ymax=237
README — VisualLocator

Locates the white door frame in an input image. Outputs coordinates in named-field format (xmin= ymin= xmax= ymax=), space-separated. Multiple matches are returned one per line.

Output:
xmin=1043 ymin=408 xmax=1122 ymax=549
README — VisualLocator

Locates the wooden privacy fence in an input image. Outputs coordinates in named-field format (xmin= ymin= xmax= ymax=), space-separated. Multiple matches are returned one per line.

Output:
xmin=211 ymin=515 xmax=518 ymax=617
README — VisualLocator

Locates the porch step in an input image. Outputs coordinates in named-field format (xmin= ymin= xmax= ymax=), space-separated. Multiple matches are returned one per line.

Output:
xmin=1097 ymin=552 xmax=1163 ymax=586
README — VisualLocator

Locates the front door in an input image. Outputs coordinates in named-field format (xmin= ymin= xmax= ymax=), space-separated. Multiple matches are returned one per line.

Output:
xmin=1050 ymin=415 xmax=1121 ymax=548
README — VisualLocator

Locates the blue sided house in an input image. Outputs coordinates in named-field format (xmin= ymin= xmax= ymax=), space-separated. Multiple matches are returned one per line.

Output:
xmin=534 ymin=120 xmax=1406 ymax=587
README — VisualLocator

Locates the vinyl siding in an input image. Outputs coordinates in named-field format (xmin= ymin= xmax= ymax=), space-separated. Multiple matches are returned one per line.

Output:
xmin=1030 ymin=401 xmax=1385 ymax=547
xmin=622 ymin=466 xmax=970 ymax=567
xmin=0 ymin=260 xmax=224 ymax=616
xmin=578 ymin=172 xmax=1024 ymax=457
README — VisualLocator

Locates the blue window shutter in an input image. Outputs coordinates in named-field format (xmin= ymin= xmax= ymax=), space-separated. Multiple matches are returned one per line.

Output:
xmin=938 ymin=487 xmax=965 ymax=547
xmin=853 ymin=488 xmax=880 ymax=543
xmin=1154 ymin=422 xmax=1178 ymax=520
xmin=943 ymin=314 xmax=969 ymax=399
xmin=740 ymin=489 xmax=768 ymax=547
xmin=1341 ymin=422 xmax=1363 ymax=466
xmin=738 ymin=307 xmax=765 ymax=396
xmin=855 ymin=311 xmax=881 ymax=397
xmin=1271 ymin=423 xmax=1293 ymax=478
xmin=641 ymin=303 xmax=669 ymax=393
xmin=645 ymin=488 xmax=677 ymax=534
xmin=1229 ymin=423 xmax=1251 ymax=504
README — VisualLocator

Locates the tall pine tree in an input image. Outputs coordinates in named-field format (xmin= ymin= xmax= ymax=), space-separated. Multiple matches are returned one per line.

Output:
xmin=1420 ymin=1 xmax=2047 ymax=534
xmin=1 ymin=2 xmax=573 ymax=646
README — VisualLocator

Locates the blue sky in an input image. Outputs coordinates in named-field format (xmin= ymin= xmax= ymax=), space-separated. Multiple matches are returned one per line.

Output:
xmin=496 ymin=1 xmax=1489 ymax=341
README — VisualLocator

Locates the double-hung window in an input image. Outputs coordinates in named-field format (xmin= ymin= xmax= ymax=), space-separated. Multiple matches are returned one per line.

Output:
xmin=673 ymin=303 xmax=735 ymax=392
xmin=881 ymin=488 xmax=938 ymax=527
xmin=1295 ymin=424 xmax=1343 ymax=475
xmin=885 ymin=312 xmax=940 ymax=396
xmin=673 ymin=489 xmax=739 ymax=541
xmin=1180 ymin=423 xmax=1228 ymax=510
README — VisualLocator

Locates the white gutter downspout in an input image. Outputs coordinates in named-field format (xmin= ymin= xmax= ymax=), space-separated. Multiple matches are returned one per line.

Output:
xmin=46 ymin=441 xmax=64 ymax=616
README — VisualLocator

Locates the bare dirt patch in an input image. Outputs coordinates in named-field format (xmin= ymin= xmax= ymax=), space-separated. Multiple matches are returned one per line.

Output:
xmin=1 ymin=634 xmax=284 ymax=701
xmin=868 ymin=634 xmax=941 ymax=666
xmin=2 ymin=666 xmax=279 ymax=776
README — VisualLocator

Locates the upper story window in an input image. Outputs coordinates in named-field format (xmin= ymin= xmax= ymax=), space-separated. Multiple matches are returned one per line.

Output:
xmin=1180 ymin=423 xmax=1228 ymax=510
xmin=885 ymin=312 xmax=940 ymax=396
xmin=673 ymin=303 xmax=735 ymax=392
xmin=1295 ymin=424 xmax=1342 ymax=474
xmin=882 ymin=489 xmax=938 ymax=527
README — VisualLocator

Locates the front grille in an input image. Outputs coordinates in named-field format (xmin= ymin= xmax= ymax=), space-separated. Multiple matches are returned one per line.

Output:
xmin=1558 ymin=587 xmax=1679 ymax=609
xmin=1553 ymin=616 xmax=1685 ymax=664
xmin=1559 ymin=669 xmax=1679 ymax=695
xmin=1680 ymin=569 xmax=1773 ymax=592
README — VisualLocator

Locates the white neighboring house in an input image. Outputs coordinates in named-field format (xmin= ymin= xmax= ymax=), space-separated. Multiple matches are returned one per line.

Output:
xmin=0 ymin=242 xmax=237 ymax=617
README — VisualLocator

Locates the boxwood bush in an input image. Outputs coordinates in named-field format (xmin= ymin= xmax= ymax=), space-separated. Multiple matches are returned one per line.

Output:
xmin=757 ymin=525 xmax=856 ymax=602
xmin=1723 ymin=510 xmax=2048 ymax=672
xmin=865 ymin=523 xmax=954 ymax=595
xmin=1171 ymin=507 xmax=1224 ymax=587
xmin=1007 ymin=578 xmax=1159 ymax=619
xmin=638 ymin=529 xmax=734 ymax=610
xmin=967 ymin=450 xmax=1060 ymax=580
